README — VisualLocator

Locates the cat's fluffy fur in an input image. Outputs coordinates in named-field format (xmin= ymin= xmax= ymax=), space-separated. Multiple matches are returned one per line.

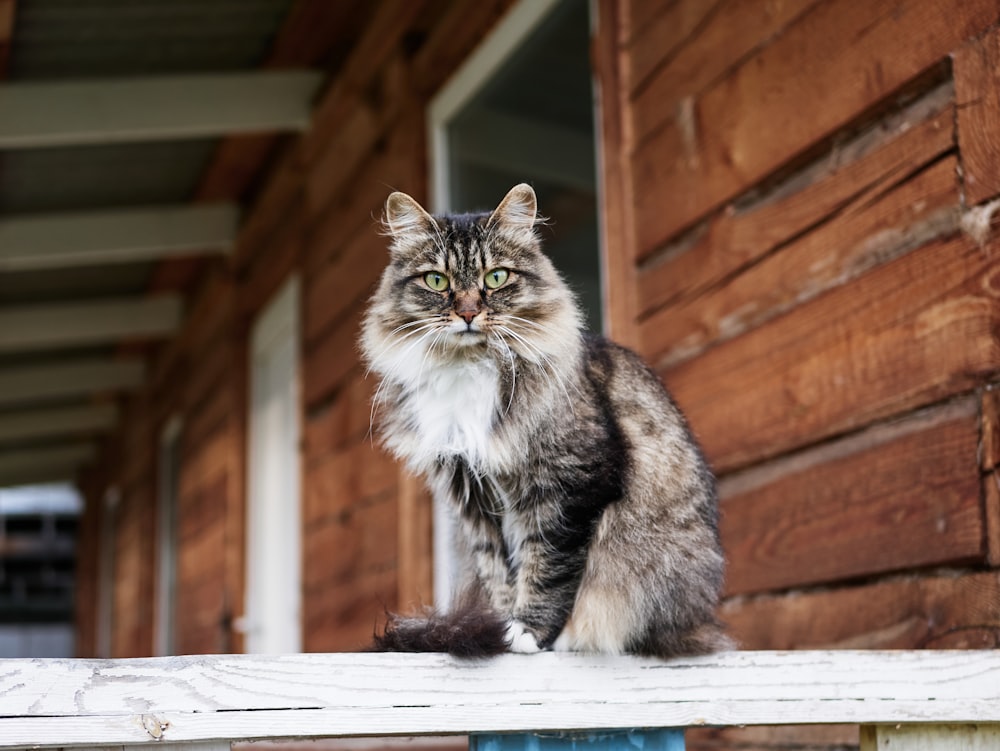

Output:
xmin=361 ymin=184 xmax=729 ymax=658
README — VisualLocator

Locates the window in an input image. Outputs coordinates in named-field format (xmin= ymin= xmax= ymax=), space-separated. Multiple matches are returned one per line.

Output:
xmin=428 ymin=0 xmax=600 ymax=606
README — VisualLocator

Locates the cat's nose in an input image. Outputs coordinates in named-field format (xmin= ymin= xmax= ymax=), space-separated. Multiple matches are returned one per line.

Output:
xmin=454 ymin=292 xmax=482 ymax=323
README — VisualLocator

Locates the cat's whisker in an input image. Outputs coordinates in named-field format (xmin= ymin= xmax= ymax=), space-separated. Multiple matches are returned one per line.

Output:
xmin=495 ymin=324 xmax=576 ymax=414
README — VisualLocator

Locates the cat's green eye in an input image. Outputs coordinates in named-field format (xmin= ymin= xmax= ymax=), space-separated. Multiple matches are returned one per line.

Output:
xmin=424 ymin=272 xmax=449 ymax=291
xmin=484 ymin=268 xmax=510 ymax=290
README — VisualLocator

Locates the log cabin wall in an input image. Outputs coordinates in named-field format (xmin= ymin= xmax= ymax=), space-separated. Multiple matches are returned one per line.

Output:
xmin=596 ymin=2 xmax=1000 ymax=747
xmin=601 ymin=0 xmax=1000 ymax=650
xmin=602 ymin=0 xmax=1000 ymax=649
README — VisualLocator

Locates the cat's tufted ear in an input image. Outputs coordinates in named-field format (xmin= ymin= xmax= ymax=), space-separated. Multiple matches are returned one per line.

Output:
xmin=383 ymin=191 xmax=438 ymax=239
xmin=488 ymin=183 xmax=537 ymax=230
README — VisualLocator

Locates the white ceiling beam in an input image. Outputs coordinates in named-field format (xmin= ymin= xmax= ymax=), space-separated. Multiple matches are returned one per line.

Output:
xmin=0 ymin=404 xmax=118 ymax=443
xmin=0 ymin=359 xmax=144 ymax=407
xmin=0 ymin=203 xmax=239 ymax=271
xmin=0 ymin=296 xmax=182 ymax=352
xmin=0 ymin=70 xmax=323 ymax=149
xmin=0 ymin=443 xmax=96 ymax=488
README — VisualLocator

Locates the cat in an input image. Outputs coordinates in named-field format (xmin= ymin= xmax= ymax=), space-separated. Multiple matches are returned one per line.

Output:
xmin=360 ymin=183 xmax=729 ymax=658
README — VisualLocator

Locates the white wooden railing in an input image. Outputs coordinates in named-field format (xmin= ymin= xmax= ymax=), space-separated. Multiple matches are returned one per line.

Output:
xmin=1 ymin=651 xmax=998 ymax=751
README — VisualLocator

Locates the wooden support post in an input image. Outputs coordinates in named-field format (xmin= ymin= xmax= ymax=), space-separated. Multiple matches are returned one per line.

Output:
xmin=861 ymin=724 xmax=1000 ymax=750
xmin=471 ymin=729 xmax=685 ymax=751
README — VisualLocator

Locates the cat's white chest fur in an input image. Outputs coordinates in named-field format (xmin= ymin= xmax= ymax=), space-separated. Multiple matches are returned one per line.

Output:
xmin=396 ymin=357 xmax=501 ymax=470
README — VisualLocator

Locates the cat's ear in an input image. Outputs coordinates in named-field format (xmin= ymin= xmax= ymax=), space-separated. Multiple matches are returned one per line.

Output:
xmin=383 ymin=191 xmax=438 ymax=239
xmin=488 ymin=183 xmax=537 ymax=230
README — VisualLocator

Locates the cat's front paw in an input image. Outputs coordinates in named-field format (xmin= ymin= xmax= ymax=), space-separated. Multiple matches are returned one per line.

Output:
xmin=505 ymin=620 xmax=541 ymax=653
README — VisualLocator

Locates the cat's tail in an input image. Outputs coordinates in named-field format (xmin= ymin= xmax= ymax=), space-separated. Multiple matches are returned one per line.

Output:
xmin=371 ymin=589 xmax=510 ymax=658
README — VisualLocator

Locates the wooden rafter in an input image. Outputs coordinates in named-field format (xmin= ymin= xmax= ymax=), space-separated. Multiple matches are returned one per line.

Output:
xmin=0 ymin=359 xmax=144 ymax=407
xmin=0 ymin=71 xmax=322 ymax=149
xmin=0 ymin=204 xmax=238 ymax=271
xmin=0 ymin=296 xmax=182 ymax=352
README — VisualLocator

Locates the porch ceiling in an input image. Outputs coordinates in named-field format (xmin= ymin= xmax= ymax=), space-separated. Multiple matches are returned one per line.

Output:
xmin=0 ymin=0 xmax=370 ymax=489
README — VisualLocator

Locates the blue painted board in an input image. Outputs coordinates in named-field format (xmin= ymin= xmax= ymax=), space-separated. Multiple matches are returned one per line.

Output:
xmin=471 ymin=729 xmax=685 ymax=751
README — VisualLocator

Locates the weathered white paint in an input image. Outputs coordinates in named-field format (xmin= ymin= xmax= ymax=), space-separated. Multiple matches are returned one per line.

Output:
xmin=0 ymin=359 xmax=144 ymax=407
xmin=0 ymin=296 xmax=181 ymax=352
xmin=0 ymin=204 xmax=238 ymax=271
xmin=0 ymin=651 xmax=997 ymax=749
xmin=0 ymin=71 xmax=322 ymax=149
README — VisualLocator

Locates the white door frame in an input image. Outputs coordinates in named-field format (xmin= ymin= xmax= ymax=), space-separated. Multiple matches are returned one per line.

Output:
xmin=243 ymin=275 xmax=302 ymax=653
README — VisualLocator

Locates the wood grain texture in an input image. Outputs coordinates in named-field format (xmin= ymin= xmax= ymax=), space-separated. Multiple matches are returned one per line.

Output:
xmin=631 ymin=0 xmax=997 ymax=258
xmin=985 ymin=471 xmax=1000 ymax=567
xmin=594 ymin=0 xmax=640 ymax=348
xmin=636 ymin=90 xmax=954 ymax=319
xmin=722 ymin=572 xmax=1000 ymax=650
xmin=643 ymin=152 xmax=960 ymax=367
xmin=630 ymin=0 xmax=819 ymax=141
xmin=0 ymin=651 xmax=998 ymax=748
xmin=982 ymin=387 xmax=1000 ymax=471
xmin=719 ymin=398 xmax=984 ymax=595
xmin=954 ymin=27 xmax=1000 ymax=205
xmin=664 ymin=234 xmax=1000 ymax=472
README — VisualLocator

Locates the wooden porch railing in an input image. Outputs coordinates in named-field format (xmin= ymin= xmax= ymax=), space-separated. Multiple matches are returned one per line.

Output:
xmin=1 ymin=651 xmax=998 ymax=751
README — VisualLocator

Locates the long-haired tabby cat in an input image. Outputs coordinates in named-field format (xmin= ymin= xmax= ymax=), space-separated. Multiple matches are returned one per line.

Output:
xmin=361 ymin=184 xmax=729 ymax=658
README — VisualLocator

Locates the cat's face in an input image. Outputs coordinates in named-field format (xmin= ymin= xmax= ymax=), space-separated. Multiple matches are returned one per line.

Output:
xmin=362 ymin=184 xmax=581 ymax=376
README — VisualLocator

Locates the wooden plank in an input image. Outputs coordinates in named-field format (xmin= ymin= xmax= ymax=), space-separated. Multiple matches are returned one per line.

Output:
xmin=302 ymin=374 xmax=376 ymax=460
xmin=303 ymin=567 xmax=398 ymax=652
xmin=982 ymin=387 xmax=1000 ymax=471
xmin=664 ymin=233 xmax=1000 ymax=472
xmin=630 ymin=0 xmax=820 ymax=137
xmin=305 ymin=223 xmax=387 ymax=346
xmin=594 ymin=0 xmax=640 ymax=348
xmin=303 ymin=306 xmax=364 ymax=410
xmin=985 ymin=471 xmax=1000 ymax=568
xmin=0 ymin=403 xmax=117 ymax=443
xmin=954 ymin=28 xmax=1000 ymax=205
xmin=719 ymin=398 xmax=983 ymax=596
xmin=1 ymin=651 xmax=999 ymax=748
xmin=0 ymin=71 xmax=323 ymax=149
xmin=301 ymin=0 xmax=431 ymax=163
xmin=397 ymin=469 xmax=434 ymax=608
xmin=642 ymin=152 xmax=960 ymax=367
xmin=862 ymin=723 xmax=1000 ymax=751
xmin=0 ymin=296 xmax=182 ymax=352
xmin=0 ymin=204 xmax=237 ymax=271
xmin=0 ymin=358 xmax=143 ymax=406
xmin=303 ymin=441 xmax=397 ymax=526
xmin=636 ymin=91 xmax=954 ymax=319
xmin=721 ymin=571 xmax=1000 ymax=650
xmin=302 ymin=493 xmax=397 ymax=593
xmin=631 ymin=0 xmax=998 ymax=258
